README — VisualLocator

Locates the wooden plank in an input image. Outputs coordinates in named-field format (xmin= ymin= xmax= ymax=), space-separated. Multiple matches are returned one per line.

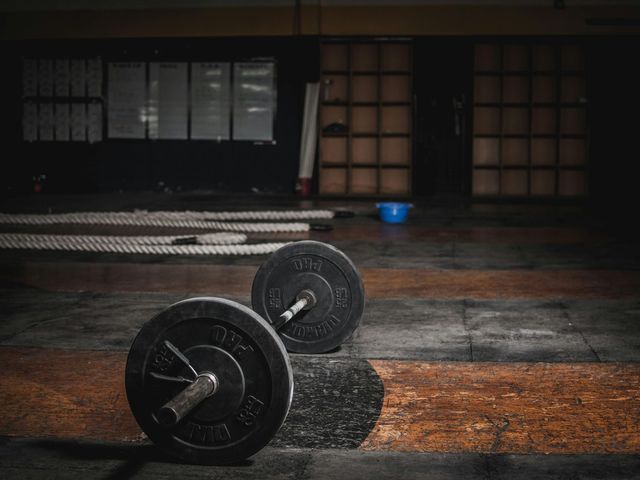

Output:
xmin=3 ymin=6 xmax=640 ymax=40
xmin=362 ymin=269 xmax=640 ymax=300
xmin=1 ymin=348 xmax=639 ymax=454
xmin=0 ymin=262 xmax=255 ymax=296
xmin=2 ymin=262 xmax=639 ymax=300
xmin=0 ymin=348 xmax=140 ymax=441
xmin=322 ymin=226 xmax=607 ymax=243
xmin=361 ymin=360 xmax=640 ymax=454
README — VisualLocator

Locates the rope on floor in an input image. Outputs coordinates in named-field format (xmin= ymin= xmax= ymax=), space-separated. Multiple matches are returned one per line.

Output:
xmin=0 ymin=209 xmax=349 ymax=255
xmin=0 ymin=209 xmax=339 ymax=231
xmin=180 ymin=210 xmax=335 ymax=220
xmin=0 ymin=233 xmax=288 ymax=256
xmin=0 ymin=232 xmax=247 ymax=246
xmin=0 ymin=214 xmax=308 ymax=233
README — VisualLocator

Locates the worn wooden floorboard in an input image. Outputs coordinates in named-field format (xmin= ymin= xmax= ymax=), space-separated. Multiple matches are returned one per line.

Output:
xmin=0 ymin=348 xmax=141 ymax=442
xmin=318 ymin=225 xmax=607 ymax=244
xmin=2 ymin=347 xmax=639 ymax=454
xmin=2 ymin=262 xmax=640 ymax=299
xmin=362 ymin=269 xmax=640 ymax=300
xmin=362 ymin=360 xmax=640 ymax=454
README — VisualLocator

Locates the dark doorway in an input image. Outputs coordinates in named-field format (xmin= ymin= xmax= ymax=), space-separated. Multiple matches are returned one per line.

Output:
xmin=588 ymin=37 xmax=640 ymax=216
xmin=413 ymin=39 xmax=473 ymax=197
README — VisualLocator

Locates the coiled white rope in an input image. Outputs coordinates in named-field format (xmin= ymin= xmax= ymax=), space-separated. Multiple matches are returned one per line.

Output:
xmin=0 ymin=232 xmax=247 ymax=246
xmin=0 ymin=214 xmax=308 ymax=232
xmin=0 ymin=209 xmax=347 ymax=255
xmin=0 ymin=233 xmax=288 ymax=256
xmin=182 ymin=210 xmax=335 ymax=220
xmin=0 ymin=209 xmax=340 ymax=231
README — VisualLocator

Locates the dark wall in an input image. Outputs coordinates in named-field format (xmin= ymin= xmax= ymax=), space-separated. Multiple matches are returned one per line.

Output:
xmin=1 ymin=37 xmax=320 ymax=194
xmin=587 ymin=36 xmax=640 ymax=216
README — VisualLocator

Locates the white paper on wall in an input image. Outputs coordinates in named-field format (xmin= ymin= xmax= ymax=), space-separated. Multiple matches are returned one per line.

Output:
xmin=23 ymin=103 xmax=38 ymax=141
xmin=232 ymin=62 xmax=276 ymax=141
xmin=148 ymin=62 xmax=188 ymax=140
xmin=55 ymin=59 xmax=70 ymax=97
xmin=88 ymin=103 xmax=103 ymax=143
xmin=107 ymin=62 xmax=146 ymax=139
xmin=23 ymin=59 xmax=37 ymax=97
xmin=87 ymin=57 xmax=103 ymax=97
xmin=38 ymin=59 xmax=53 ymax=97
xmin=39 ymin=103 xmax=54 ymax=141
xmin=190 ymin=62 xmax=230 ymax=140
xmin=55 ymin=103 xmax=70 ymax=141
xmin=71 ymin=103 xmax=87 ymax=141
xmin=70 ymin=59 xmax=86 ymax=97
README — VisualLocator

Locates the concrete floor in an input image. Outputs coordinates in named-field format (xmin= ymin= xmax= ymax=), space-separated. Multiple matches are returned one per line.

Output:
xmin=1 ymin=193 xmax=639 ymax=479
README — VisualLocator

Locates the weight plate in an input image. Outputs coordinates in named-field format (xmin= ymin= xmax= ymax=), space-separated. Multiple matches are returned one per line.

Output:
xmin=125 ymin=297 xmax=293 ymax=465
xmin=251 ymin=241 xmax=365 ymax=354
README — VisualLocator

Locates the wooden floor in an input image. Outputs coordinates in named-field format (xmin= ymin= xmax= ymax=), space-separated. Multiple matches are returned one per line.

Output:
xmin=3 ymin=262 xmax=639 ymax=299
xmin=1 ymin=195 xmax=639 ymax=479
xmin=363 ymin=361 xmax=640 ymax=454
xmin=2 ymin=348 xmax=639 ymax=455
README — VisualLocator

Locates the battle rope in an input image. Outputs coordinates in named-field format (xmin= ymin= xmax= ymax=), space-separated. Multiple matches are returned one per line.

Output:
xmin=0 ymin=214 xmax=307 ymax=232
xmin=0 ymin=209 xmax=352 ymax=231
xmin=0 ymin=209 xmax=354 ymax=255
xmin=0 ymin=233 xmax=288 ymax=256
xmin=0 ymin=232 xmax=247 ymax=246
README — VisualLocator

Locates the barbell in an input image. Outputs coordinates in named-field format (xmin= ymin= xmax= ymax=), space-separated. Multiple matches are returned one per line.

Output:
xmin=125 ymin=241 xmax=364 ymax=464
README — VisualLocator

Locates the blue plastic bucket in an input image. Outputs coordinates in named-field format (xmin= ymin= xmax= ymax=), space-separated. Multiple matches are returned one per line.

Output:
xmin=376 ymin=202 xmax=413 ymax=224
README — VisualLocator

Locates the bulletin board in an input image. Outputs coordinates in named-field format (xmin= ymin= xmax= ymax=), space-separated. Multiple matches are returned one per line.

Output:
xmin=148 ymin=62 xmax=188 ymax=140
xmin=233 ymin=62 xmax=276 ymax=142
xmin=191 ymin=62 xmax=231 ymax=140
xmin=107 ymin=62 xmax=146 ymax=139
xmin=23 ymin=57 xmax=277 ymax=143
xmin=22 ymin=57 xmax=104 ymax=143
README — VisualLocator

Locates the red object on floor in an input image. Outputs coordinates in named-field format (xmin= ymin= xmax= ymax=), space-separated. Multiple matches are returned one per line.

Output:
xmin=296 ymin=177 xmax=312 ymax=196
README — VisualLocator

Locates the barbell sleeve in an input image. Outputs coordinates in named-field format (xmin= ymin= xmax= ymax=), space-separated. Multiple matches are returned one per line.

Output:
xmin=274 ymin=289 xmax=317 ymax=330
xmin=157 ymin=372 xmax=218 ymax=427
